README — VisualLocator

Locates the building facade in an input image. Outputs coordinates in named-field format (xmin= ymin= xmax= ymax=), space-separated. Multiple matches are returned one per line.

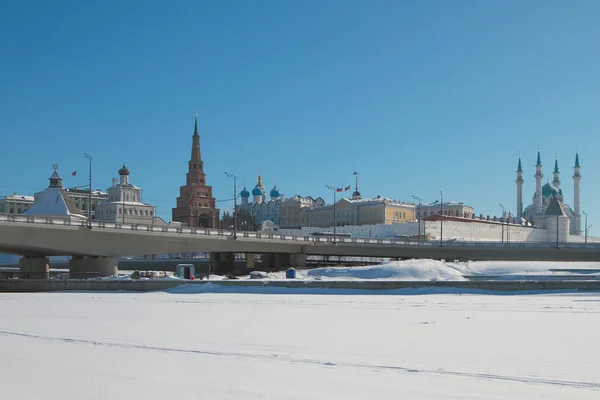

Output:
xmin=303 ymin=197 xmax=416 ymax=229
xmin=280 ymin=195 xmax=325 ymax=229
xmin=61 ymin=188 xmax=107 ymax=219
xmin=416 ymin=201 xmax=474 ymax=220
xmin=0 ymin=194 xmax=34 ymax=214
xmin=96 ymin=164 xmax=164 ymax=225
xmin=172 ymin=114 xmax=219 ymax=228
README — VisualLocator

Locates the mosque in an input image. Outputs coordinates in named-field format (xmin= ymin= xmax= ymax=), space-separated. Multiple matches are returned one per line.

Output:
xmin=517 ymin=150 xmax=581 ymax=235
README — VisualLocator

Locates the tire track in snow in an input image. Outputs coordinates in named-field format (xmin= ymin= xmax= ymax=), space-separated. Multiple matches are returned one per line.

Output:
xmin=1 ymin=328 xmax=599 ymax=391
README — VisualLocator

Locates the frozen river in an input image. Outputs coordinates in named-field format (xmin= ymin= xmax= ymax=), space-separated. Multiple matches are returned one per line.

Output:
xmin=1 ymin=289 xmax=599 ymax=399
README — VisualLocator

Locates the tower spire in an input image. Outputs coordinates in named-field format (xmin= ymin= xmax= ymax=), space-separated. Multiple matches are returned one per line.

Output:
xmin=190 ymin=113 xmax=202 ymax=166
xmin=573 ymin=151 xmax=582 ymax=235
xmin=516 ymin=156 xmax=524 ymax=220
xmin=552 ymin=155 xmax=560 ymax=189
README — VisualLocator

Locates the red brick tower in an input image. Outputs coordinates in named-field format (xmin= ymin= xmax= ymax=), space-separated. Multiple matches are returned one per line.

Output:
xmin=172 ymin=114 xmax=219 ymax=228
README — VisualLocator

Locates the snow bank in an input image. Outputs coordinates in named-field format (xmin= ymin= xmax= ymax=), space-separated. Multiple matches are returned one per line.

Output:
xmin=307 ymin=259 xmax=467 ymax=281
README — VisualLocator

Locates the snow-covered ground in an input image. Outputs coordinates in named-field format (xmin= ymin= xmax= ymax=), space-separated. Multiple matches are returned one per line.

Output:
xmin=246 ymin=260 xmax=600 ymax=281
xmin=1 ymin=290 xmax=599 ymax=399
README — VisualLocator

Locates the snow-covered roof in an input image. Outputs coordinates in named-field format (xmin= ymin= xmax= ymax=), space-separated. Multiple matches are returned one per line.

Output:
xmin=420 ymin=201 xmax=472 ymax=208
xmin=1 ymin=194 xmax=35 ymax=202
xmin=24 ymin=186 xmax=87 ymax=219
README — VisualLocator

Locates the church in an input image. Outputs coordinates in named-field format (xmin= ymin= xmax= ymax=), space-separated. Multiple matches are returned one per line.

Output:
xmin=517 ymin=150 xmax=581 ymax=235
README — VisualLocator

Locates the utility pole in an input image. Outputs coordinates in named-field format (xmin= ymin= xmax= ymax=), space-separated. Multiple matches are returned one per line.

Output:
xmin=412 ymin=195 xmax=422 ymax=243
xmin=84 ymin=153 xmax=92 ymax=229
xmin=326 ymin=185 xmax=339 ymax=244
xmin=225 ymin=172 xmax=238 ymax=239
xmin=583 ymin=211 xmax=588 ymax=244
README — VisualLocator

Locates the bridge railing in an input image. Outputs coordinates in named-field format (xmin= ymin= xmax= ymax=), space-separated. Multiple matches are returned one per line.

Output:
xmin=2 ymin=213 xmax=600 ymax=249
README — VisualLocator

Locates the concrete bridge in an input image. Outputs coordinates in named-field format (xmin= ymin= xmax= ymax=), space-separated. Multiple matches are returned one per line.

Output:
xmin=2 ymin=213 xmax=600 ymax=277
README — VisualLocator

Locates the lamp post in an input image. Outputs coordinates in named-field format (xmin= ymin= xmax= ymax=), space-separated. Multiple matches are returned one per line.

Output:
xmin=440 ymin=191 xmax=443 ymax=246
xmin=583 ymin=211 xmax=588 ymax=244
xmin=412 ymin=195 xmax=422 ymax=243
xmin=225 ymin=172 xmax=238 ymax=239
xmin=84 ymin=153 xmax=92 ymax=229
xmin=121 ymin=184 xmax=125 ymax=224
xmin=499 ymin=203 xmax=505 ymax=243
xmin=326 ymin=185 xmax=340 ymax=244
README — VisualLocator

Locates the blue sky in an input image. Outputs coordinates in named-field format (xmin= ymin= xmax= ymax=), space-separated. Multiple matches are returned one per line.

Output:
xmin=2 ymin=0 xmax=600 ymax=231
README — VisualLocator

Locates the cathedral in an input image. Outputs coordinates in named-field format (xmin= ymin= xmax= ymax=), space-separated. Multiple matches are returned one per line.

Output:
xmin=237 ymin=175 xmax=282 ymax=227
xmin=517 ymin=150 xmax=581 ymax=235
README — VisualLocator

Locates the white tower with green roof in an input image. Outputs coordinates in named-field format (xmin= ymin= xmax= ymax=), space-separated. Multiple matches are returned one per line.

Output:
xmin=573 ymin=152 xmax=581 ymax=235
xmin=534 ymin=150 xmax=543 ymax=216
xmin=552 ymin=158 xmax=561 ymax=189
xmin=515 ymin=157 xmax=524 ymax=220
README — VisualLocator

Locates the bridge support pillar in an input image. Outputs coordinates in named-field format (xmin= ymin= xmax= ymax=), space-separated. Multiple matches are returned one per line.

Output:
xmin=19 ymin=256 xmax=49 ymax=279
xmin=245 ymin=253 xmax=256 ymax=270
xmin=209 ymin=252 xmax=235 ymax=274
xmin=69 ymin=256 xmax=118 ymax=278
xmin=260 ymin=253 xmax=306 ymax=271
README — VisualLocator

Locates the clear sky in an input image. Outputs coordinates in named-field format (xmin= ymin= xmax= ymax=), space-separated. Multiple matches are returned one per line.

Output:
xmin=2 ymin=0 xmax=600 ymax=231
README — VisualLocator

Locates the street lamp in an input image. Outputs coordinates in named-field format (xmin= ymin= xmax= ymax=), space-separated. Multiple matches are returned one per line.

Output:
xmin=412 ymin=195 xmax=422 ymax=243
xmin=439 ymin=191 xmax=443 ymax=246
xmin=225 ymin=173 xmax=238 ymax=239
xmin=326 ymin=185 xmax=340 ymax=244
xmin=499 ymin=203 xmax=505 ymax=243
xmin=583 ymin=211 xmax=588 ymax=244
xmin=84 ymin=153 xmax=92 ymax=229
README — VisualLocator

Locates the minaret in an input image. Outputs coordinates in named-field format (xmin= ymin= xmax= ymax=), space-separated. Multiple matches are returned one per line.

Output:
xmin=535 ymin=150 xmax=543 ymax=216
xmin=552 ymin=157 xmax=560 ymax=189
xmin=516 ymin=157 xmax=524 ymax=220
xmin=573 ymin=152 xmax=581 ymax=235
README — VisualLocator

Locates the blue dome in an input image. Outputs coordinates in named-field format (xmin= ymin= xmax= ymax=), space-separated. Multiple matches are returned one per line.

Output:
xmin=270 ymin=186 xmax=280 ymax=198
xmin=240 ymin=187 xmax=250 ymax=198
xmin=252 ymin=185 xmax=263 ymax=196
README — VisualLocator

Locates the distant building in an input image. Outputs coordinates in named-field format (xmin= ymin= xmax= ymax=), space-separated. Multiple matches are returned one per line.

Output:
xmin=299 ymin=196 xmax=416 ymax=229
xmin=0 ymin=194 xmax=34 ymax=214
xmin=61 ymin=188 xmax=107 ymax=219
xmin=172 ymin=114 xmax=219 ymax=228
xmin=417 ymin=201 xmax=474 ymax=220
xmin=280 ymin=195 xmax=325 ymax=229
xmin=24 ymin=166 xmax=87 ymax=220
xmin=96 ymin=164 xmax=164 ymax=225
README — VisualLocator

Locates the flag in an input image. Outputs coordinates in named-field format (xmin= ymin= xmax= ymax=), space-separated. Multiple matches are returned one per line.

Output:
xmin=344 ymin=185 xmax=351 ymax=191
xmin=336 ymin=187 xmax=343 ymax=192
xmin=72 ymin=171 xmax=77 ymax=176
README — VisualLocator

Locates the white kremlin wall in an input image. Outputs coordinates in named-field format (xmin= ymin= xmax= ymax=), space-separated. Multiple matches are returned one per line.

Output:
xmin=275 ymin=220 xmax=600 ymax=244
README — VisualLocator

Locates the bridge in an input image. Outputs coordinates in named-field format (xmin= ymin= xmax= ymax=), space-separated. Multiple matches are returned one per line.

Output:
xmin=2 ymin=213 xmax=600 ymax=277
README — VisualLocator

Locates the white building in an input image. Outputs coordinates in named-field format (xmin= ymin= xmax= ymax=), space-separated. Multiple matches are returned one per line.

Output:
xmin=96 ymin=164 xmax=165 ymax=225
xmin=24 ymin=166 xmax=87 ymax=221
xmin=518 ymin=151 xmax=581 ymax=235
xmin=416 ymin=201 xmax=474 ymax=219
xmin=236 ymin=175 xmax=284 ymax=227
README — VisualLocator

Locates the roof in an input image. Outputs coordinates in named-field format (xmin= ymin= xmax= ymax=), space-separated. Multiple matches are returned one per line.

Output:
xmin=543 ymin=196 xmax=567 ymax=217
xmin=24 ymin=186 xmax=86 ymax=219
xmin=420 ymin=201 xmax=471 ymax=208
